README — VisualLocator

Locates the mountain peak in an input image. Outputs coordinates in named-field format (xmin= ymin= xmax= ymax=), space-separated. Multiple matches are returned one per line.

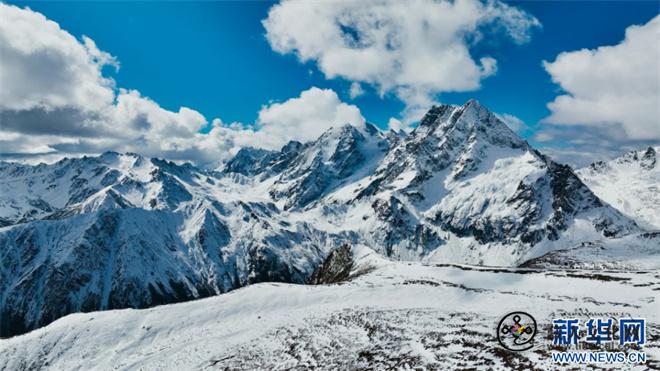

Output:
xmin=419 ymin=100 xmax=498 ymax=129
xmin=455 ymin=99 xmax=498 ymax=124
xmin=320 ymin=122 xmax=364 ymax=138
xmin=414 ymin=100 xmax=527 ymax=152
xmin=463 ymin=98 xmax=485 ymax=111
xmin=280 ymin=140 xmax=303 ymax=153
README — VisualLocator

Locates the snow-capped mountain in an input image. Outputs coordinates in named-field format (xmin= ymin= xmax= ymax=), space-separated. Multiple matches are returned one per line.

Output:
xmin=267 ymin=123 xmax=390 ymax=210
xmin=1 ymin=100 xmax=657 ymax=338
xmin=577 ymin=146 xmax=660 ymax=230
xmin=291 ymin=100 xmax=645 ymax=264
xmin=0 ymin=152 xmax=343 ymax=337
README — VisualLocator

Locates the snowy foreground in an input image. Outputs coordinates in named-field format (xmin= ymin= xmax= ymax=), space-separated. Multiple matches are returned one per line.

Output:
xmin=1 ymin=246 xmax=658 ymax=370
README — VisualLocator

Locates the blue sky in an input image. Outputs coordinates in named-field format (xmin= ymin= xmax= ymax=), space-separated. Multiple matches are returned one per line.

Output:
xmin=1 ymin=1 xmax=658 ymax=166
xmin=9 ymin=1 xmax=656 ymax=128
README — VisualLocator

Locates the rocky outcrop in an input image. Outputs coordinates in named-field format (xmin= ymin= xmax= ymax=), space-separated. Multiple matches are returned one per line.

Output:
xmin=308 ymin=244 xmax=354 ymax=284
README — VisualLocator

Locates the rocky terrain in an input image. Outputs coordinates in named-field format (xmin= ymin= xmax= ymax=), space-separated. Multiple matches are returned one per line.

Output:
xmin=0 ymin=245 xmax=657 ymax=370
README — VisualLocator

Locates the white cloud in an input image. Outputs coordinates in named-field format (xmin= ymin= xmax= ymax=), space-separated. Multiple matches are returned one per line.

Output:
xmin=112 ymin=89 xmax=207 ymax=139
xmin=0 ymin=3 xmax=213 ymax=163
xmin=387 ymin=118 xmax=406 ymax=132
xmin=0 ymin=4 xmax=365 ymax=168
xmin=263 ymin=0 xmax=539 ymax=122
xmin=542 ymin=15 xmax=660 ymax=140
xmin=532 ymin=131 xmax=553 ymax=143
xmin=257 ymin=87 xmax=365 ymax=145
xmin=186 ymin=87 xmax=365 ymax=164
xmin=349 ymin=82 xmax=364 ymax=99
xmin=540 ymin=147 xmax=607 ymax=168
xmin=108 ymin=87 xmax=367 ymax=165
xmin=0 ymin=4 xmax=116 ymax=112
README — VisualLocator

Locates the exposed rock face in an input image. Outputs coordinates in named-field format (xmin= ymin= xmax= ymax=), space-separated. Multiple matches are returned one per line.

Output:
xmin=308 ymin=244 xmax=354 ymax=284
xmin=1 ymin=101 xmax=656 ymax=338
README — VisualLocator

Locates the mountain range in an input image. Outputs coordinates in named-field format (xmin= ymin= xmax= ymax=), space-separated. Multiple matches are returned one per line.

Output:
xmin=1 ymin=100 xmax=658 ymax=338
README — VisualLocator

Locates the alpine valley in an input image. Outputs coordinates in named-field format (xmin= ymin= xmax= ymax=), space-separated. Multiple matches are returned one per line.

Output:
xmin=1 ymin=101 xmax=658 ymax=358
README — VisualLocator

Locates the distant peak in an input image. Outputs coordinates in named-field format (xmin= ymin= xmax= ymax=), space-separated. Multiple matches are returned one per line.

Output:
xmin=464 ymin=98 xmax=481 ymax=108
xmin=419 ymin=100 xmax=492 ymax=128
xmin=99 ymin=151 xmax=143 ymax=161
xmin=234 ymin=147 xmax=274 ymax=156
xmin=616 ymin=146 xmax=658 ymax=164
xmin=419 ymin=100 xmax=497 ymax=129
xmin=339 ymin=122 xmax=360 ymax=132
xmin=640 ymin=146 xmax=656 ymax=170
xmin=458 ymin=99 xmax=491 ymax=118
xmin=413 ymin=99 xmax=527 ymax=150
xmin=317 ymin=123 xmax=364 ymax=142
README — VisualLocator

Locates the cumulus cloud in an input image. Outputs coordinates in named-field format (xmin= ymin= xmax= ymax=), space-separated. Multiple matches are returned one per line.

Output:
xmin=542 ymin=15 xmax=660 ymax=141
xmin=534 ymin=15 xmax=660 ymax=167
xmin=0 ymin=4 xmax=365 ymax=167
xmin=195 ymin=87 xmax=366 ymax=162
xmin=349 ymin=82 xmax=364 ymax=99
xmin=0 ymin=4 xmax=116 ymax=112
xmin=0 ymin=4 xmax=213 ymax=161
xmin=257 ymin=87 xmax=365 ymax=143
xmin=110 ymin=87 xmax=364 ymax=165
xmin=263 ymin=0 xmax=539 ymax=122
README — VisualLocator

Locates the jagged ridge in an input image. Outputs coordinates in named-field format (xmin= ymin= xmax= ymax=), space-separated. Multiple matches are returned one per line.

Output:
xmin=1 ymin=100 xmax=657 ymax=338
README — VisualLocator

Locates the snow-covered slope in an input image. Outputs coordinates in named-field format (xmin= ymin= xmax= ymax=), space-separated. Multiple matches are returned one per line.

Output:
xmin=1 ymin=100 xmax=657 ymax=339
xmin=268 ymin=123 xmax=390 ymax=209
xmin=1 ymin=246 xmax=658 ymax=370
xmin=577 ymin=146 xmax=660 ymax=230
